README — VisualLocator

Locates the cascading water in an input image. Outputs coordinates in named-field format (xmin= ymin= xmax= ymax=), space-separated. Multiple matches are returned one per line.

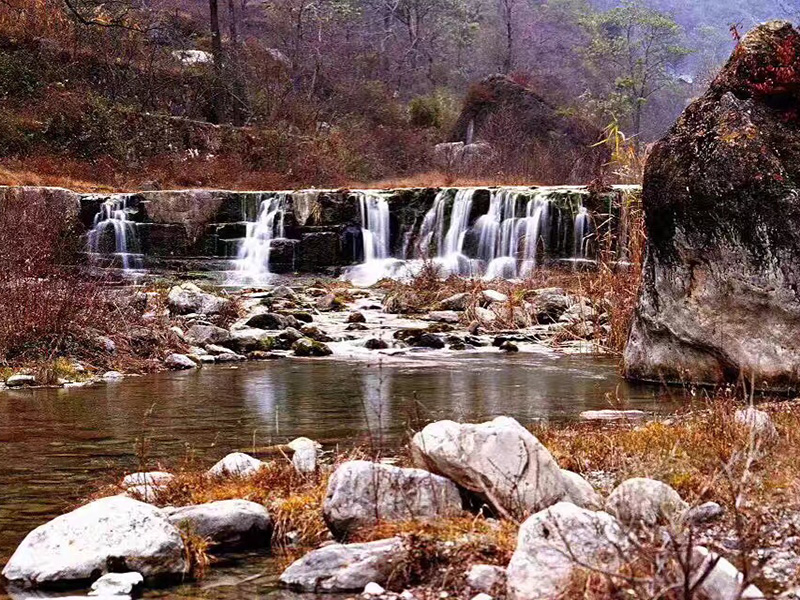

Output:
xmin=573 ymin=205 xmax=592 ymax=260
xmin=86 ymin=195 xmax=143 ymax=271
xmin=357 ymin=191 xmax=391 ymax=261
xmin=234 ymin=193 xmax=286 ymax=283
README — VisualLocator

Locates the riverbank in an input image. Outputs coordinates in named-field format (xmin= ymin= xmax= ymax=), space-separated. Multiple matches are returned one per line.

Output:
xmin=3 ymin=403 xmax=798 ymax=598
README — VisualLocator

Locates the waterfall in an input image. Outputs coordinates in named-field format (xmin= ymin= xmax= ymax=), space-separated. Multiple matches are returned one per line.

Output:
xmin=86 ymin=195 xmax=143 ymax=271
xmin=235 ymin=193 xmax=286 ymax=283
xmin=356 ymin=191 xmax=391 ymax=261
xmin=573 ymin=205 xmax=591 ymax=259
xmin=518 ymin=192 xmax=551 ymax=277
xmin=413 ymin=188 xmax=479 ymax=276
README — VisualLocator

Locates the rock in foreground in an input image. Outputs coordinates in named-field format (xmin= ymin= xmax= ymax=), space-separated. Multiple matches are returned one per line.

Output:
xmin=411 ymin=417 xmax=566 ymax=518
xmin=2 ymin=496 xmax=187 ymax=586
xmin=165 ymin=500 xmax=273 ymax=551
xmin=280 ymin=537 xmax=407 ymax=592
xmin=624 ymin=21 xmax=800 ymax=390
xmin=323 ymin=460 xmax=462 ymax=539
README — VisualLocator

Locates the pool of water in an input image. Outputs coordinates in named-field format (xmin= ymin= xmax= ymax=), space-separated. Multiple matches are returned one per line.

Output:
xmin=0 ymin=352 xmax=676 ymax=597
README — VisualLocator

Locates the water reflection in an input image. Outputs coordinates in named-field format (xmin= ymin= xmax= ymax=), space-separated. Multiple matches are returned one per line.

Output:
xmin=0 ymin=353 xmax=673 ymax=582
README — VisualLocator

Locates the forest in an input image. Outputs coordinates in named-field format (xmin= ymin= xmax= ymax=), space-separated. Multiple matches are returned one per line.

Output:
xmin=0 ymin=0 xmax=794 ymax=189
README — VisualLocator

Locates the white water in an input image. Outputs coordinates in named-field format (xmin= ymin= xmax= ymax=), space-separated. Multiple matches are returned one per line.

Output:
xmin=234 ymin=193 xmax=286 ymax=284
xmin=573 ymin=205 xmax=591 ymax=258
xmin=356 ymin=191 xmax=391 ymax=261
xmin=86 ymin=195 xmax=143 ymax=271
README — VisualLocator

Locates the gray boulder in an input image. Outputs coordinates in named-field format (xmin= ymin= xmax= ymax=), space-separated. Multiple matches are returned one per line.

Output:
xmin=121 ymin=471 xmax=174 ymax=489
xmin=185 ymin=324 xmax=231 ymax=346
xmin=466 ymin=564 xmax=506 ymax=593
xmin=690 ymin=546 xmax=764 ymax=600
xmin=223 ymin=327 xmax=272 ymax=353
xmin=323 ymin=460 xmax=462 ymax=539
xmin=437 ymin=292 xmax=471 ymax=311
xmin=560 ymin=470 xmax=603 ymax=510
xmin=605 ymin=477 xmax=688 ymax=527
xmin=506 ymin=502 xmax=628 ymax=600
xmin=288 ymin=437 xmax=321 ymax=474
xmin=734 ymin=407 xmax=778 ymax=440
xmin=280 ymin=537 xmax=407 ymax=592
xmin=164 ymin=353 xmax=197 ymax=370
xmin=2 ymin=496 xmax=187 ymax=586
xmin=411 ymin=417 xmax=566 ymax=518
xmin=207 ymin=452 xmax=265 ymax=478
xmin=6 ymin=374 xmax=36 ymax=388
xmin=167 ymin=283 xmax=228 ymax=315
xmin=165 ymin=500 xmax=273 ymax=550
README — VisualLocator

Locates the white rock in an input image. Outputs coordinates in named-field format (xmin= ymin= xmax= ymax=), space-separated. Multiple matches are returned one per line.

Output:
xmin=472 ymin=594 xmax=494 ymax=600
xmin=466 ymin=564 xmax=506 ymax=593
xmin=579 ymin=409 xmax=646 ymax=421
xmin=280 ymin=537 xmax=407 ymax=592
xmin=400 ymin=590 xmax=416 ymax=600
xmin=164 ymin=353 xmax=197 ymax=370
xmin=363 ymin=581 xmax=386 ymax=596
xmin=323 ymin=460 xmax=462 ymax=538
xmin=506 ymin=502 xmax=628 ymax=600
xmin=437 ymin=292 xmax=471 ymax=311
xmin=2 ymin=496 xmax=187 ymax=585
xmin=734 ymin=407 xmax=777 ymax=440
xmin=6 ymin=374 xmax=36 ymax=387
xmin=481 ymin=290 xmax=508 ymax=304
xmin=288 ymin=437 xmax=321 ymax=474
xmin=185 ymin=324 xmax=231 ymax=346
xmin=474 ymin=306 xmax=497 ymax=324
xmin=89 ymin=571 xmax=143 ymax=596
xmin=560 ymin=470 xmax=603 ymax=510
xmin=690 ymin=546 xmax=764 ymax=600
xmin=685 ymin=501 xmax=725 ymax=524
xmin=428 ymin=310 xmax=461 ymax=323
xmin=102 ymin=371 xmax=124 ymax=380
xmin=605 ymin=477 xmax=688 ymax=527
xmin=165 ymin=499 xmax=272 ymax=550
xmin=411 ymin=417 xmax=566 ymax=518
xmin=207 ymin=452 xmax=265 ymax=478
xmin=167 ymin=283 xmax=228 ymax=315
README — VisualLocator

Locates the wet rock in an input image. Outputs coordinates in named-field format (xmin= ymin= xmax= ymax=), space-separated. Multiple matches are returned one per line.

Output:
xmin=690 ymin=546 xmax=764 ymax=600
xmin=526 ymin=288 xmax=571 ymax=322
xmin=685 ymin=501 xmax=725 ymax=525
xmin=2 ymin=496 xmax=187 ymax=586
xmin=506 ymin=502 xmax=628 ymax=600
xmin=6 ymin=374 xmax=36 ymax=388
xmin=347 ymin=322 xmax=369 ymax=331
xmin=165 ymin=500 xmax=273 ymax=551
xmin=292 ymin=312 xmax=314 ymax=323
xmin=437 ymin=292 xmax=471 ymax=311
xmin=474 ymin=307 xmax=497 ymax=324
xmin=292 ymin=338 xmax=333 ymax=357
xmin=246 ymin=313 xmax=296 ymax=330
xmin=623 ymin=22 xmax=800 ymax=390
xmin=248 ymin=350 xmax=280 ymax=361
xmin=417 ymin=332 xmax=445 ymax=349
xmin=365 ymin=338 xmax=389 ymax=350
xmin=300 ymin=325 xmax=333 ymax=342
xmin=579 ymin=409 xmax=646 ymax=421
xmin=480 ymin=290 xmax=508 ymax=305
xmin=165 ymin=353 xmax=197 ymax=370
xmin=279 ymin=537 xmax=407 ymax=592
xmin=215 ymin=352 xmax=247 ymax=362
xmin=89 ymin=572 xmax=143 ymax=596
xmin=103 ymin=371 xmax=124 ymax=380
xmin=186 ymin=324 xmax=231 ymax=346
xmin=316 ymin=293 xmax=340 ymax=312
xmin=323 ymin=460 xmax=462 ymax=539
xmin=271 ymin=286 xmax=297 ymax=300
xmin=605 ymin=477 xmax=688 ymax=527
xmin=560 ymin=470 xmax=603 ymax=510
xmin=274 ymin=327 xmax=305 ymax=350
xmin=734 ymin=407 xmax=778 ymax=440
xmin=288 ymin=437 xmax=321 ymax=474
xmin=383 ymin=292 xmax=415 ymax=314
xmin=167 ymin=282 xmax=228 ymax=315
xmin=466 ymin=564 xmax=506 ymax=593
xmin=347 ymin=312 xmax=367 ymax=323
xmin=429 ymin=310 xmax=461 ymax=324
xmin=208 ymin=452 xmax=265 ymax=478
xmin=498 ymin=341 xmax=518 ymax=353
xmin=411 ymin=417 xmax=566 ymax=517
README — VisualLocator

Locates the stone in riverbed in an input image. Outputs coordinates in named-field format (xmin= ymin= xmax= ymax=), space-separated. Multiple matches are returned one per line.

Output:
xmin=164 ymin=353 xmax=197 ymax=370
xmin=365 ymin=338 xmax=389 ymax=350
xmin=89 ymin=571 xmax=143 ymax=596
xmin=185 ymin=324 xmax=231 ymax=346
xmin=428 ymin=310 xmax=461 ymax=324
xmin=6 ymin=374 xmax=36 ymax=387
xmin=288 ymin=437 xmax=321 ymax=474
xmin=323 ymin=460 xmax=462 ymax=539
xmin=411 ymin=417 xmax=566 ymax=518
xmin=506 ymin=502 xmax=628 ymax=600
xmin=466 ymin=564 xmax=506 ymax=593
xmin=437 ymin=292 xmax=471 ymax=311
xmin=579 ymin=409 xmax=646 ymax=421
xmin=2 ymin=496 xmax=187 ymax=586
xmin=279 ymin=537 xmax=407 ymax=592
xmin=207 ymin=452 xmax=265 ymax=478
xmin=165 ymin=500 xmax=273 ymax=551
xmin=623 ymin=22 xmax=800 ymax=391
xmin=121 ymin=471 xmax=174 ymax=489
xmin=347 ymin=311 xmax=367 ymax=323
xmin=605 ymin=477 xmax=688 ymax=527
xmin=167 ymin=282 xmax=228 ymax=315
xmin=480 ymin=290 xmax=508 ymax=305
xmin=245 ymin=312 xmax=297 ymax=330
xmin=292 ymin=338 xmax=333 ymax=357
xmin=223 ymin=327 xmax=272 ymax=353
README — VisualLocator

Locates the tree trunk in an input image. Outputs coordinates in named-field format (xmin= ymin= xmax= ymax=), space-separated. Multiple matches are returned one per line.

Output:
xmin=227 ymin=0 xmax=247 ymax=125
xmin=209 ymin=0 xmax=225 ymax=123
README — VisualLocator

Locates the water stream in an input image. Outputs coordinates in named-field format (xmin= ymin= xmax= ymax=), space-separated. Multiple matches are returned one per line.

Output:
xmin=0 ymin=353 xmax=678 ymax=598
xmin=86 ymin=195 xmax=144 ymax=271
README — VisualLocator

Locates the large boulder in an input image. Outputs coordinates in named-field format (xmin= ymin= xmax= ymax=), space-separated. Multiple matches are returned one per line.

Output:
xmin=411 ymin=417 xmax=566 ymax=518
xmin=165 ymin=500 xmax=273 ymax=550
xmin=279 ymin=537 xmax=407 ymax=592
xmin=323 ymin=460 xmax=463 ymax=539
xmin=2 ymin=496 xmax=187 ymax=586
xmin=207 ymin=452 xmax=265 ymax=478
xmin=506 ymin=502 xmax=628 ymax=600
xmin=624 ymin=22 xmax=800 ymax=391
xmin=605 ymin=477 xmax=688 ymax=527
